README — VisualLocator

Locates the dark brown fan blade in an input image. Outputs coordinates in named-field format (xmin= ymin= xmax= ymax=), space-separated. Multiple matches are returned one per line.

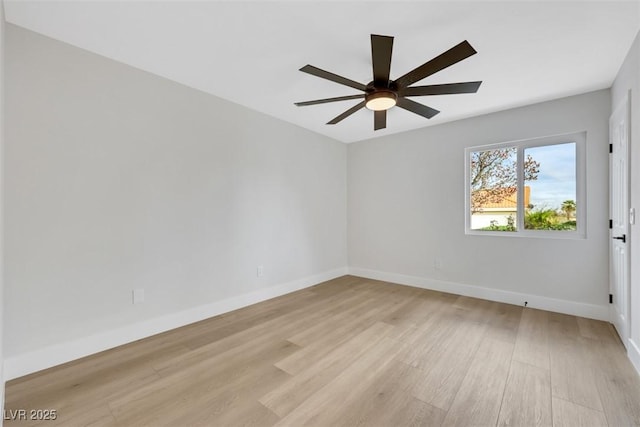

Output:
xmin=374 ymin=110 xmax=387 ymax=130
xmin=371 ymin=34 xmax=394 ymax=85
xmin=400 ymin=81 xmax=482 ymax=97
xmin=395 ymin=41 xmax=477 ymax=88
xmin=300 ymin=65 xmax=367 ymax=91
xmin=396 ymin=97 xmax=440 ymax=119
xmin=327 ymin=101 xmax=366 ymax=125
xmin=295 ymin=94 xmax=364 ymax=106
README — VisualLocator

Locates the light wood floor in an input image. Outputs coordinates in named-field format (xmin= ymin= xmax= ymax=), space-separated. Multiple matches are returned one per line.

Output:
xmin=6 ymin=276 xmax=640 ymax=426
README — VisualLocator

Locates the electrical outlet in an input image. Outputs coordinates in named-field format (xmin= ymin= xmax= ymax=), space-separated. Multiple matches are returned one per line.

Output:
xmin=133 ymin=288 xmax=145 ymax=304
xmin=434 ymin=258 xmax=443 ymax=270
xmin=257 ymin=265 xmax=264 ymax=277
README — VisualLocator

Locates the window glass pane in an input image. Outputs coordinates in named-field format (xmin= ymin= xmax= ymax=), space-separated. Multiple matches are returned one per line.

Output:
xmin=524 ymin=142 xmax=576 ymax=231
xmin=470 ymin=147 xmax=518 ymax=231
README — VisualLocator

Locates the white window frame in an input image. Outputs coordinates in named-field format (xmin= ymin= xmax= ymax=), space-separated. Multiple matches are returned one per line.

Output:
xmin=465 ymin=131 xmax=586 ymax=239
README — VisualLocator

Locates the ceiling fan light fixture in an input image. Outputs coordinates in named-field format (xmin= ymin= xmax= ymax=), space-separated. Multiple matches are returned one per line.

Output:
xmin=295 ymin=36 xmax=480 ymax=130
xmin=365 ymin=90 xmax=397 ymax=111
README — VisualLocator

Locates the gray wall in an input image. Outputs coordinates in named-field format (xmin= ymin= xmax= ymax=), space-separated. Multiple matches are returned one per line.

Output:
xmin=4 ymin=25 xmax=347 ymax=364
xmin=612 ymin=29 xmax=640 ymax=371
xmin=348 ymin=90 xmax=610 ymax=309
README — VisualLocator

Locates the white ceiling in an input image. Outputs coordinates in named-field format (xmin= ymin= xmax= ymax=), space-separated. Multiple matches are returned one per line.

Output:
xmin=4 ymin=1 xmax=640 ymax=143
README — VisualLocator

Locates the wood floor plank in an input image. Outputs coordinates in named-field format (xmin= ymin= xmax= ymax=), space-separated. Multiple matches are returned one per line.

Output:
xmin=5 ymin=276 xmax=640 ymax=427
xmin=552 ymin=397 xmax=608 ymax=427
xmin=399 ymin=302 xmax=468 ymax=367
xmin=150 ymin=290 xmax=366 ymax=378
xmin=283 ymin=296 xmax=376 ymax=346
xmin=442 ymin=337 xmax=514 ymax=426
xmin=374 ymin=395 xmax=447 ymax=427
xmin=277 ymin=283 xmax=407 ymax=342
xmin=387 ymin=293 xmax=455 ymax=343
xmin=272 ymin=336 xmax=406 ymax=427
xmin=312 ymin=358 xmax=444 ymax=427
xmin=451 ymin=295 xmax=497 ymax=320
xmin=157 ymin=366 xmax=286 ymax=427
xmin=586 ymin=333 xmax=640 ymax=426
xmin=548 ymin=314 xmax=603 ymax=411
xmin=408 ymin=316 xmax=487 ymax=410
xmin=259 ymin=321 xmax=395 ymax=417
xmin=549 ymin=337 xmax=604 ymax=412
xmin=179 ymin=290 xmax=320 ymax=351
xmin=548 ymin=312 xmax=581 ymax=338
xmin=111 ymin=340 xmax=295 ymax=425
xmin=594 ymin=370 xmax=640 ymax=427
xmin=202 ymin=401 xmax=280 ymax=427
xmin=108 ymin=338 xmax=297 ymax=424
xmin=497 ymin=360 xmax=552 ymax=427
xmin=59 ymin=403 xmax=117 ymax=427
xmin=512 ymin=308 xmax=550 ymax=370
xmin=276 ymin=300 xmax=401 ymax=375
xmin=576 ymin=317 xmax=618 ymax=342
xmin=7 ymin=361 xmax=162 ymax=414
xmin=382 ymin=288 xmax=454 ymax=330
xmin=485 ymin=302 xmax=523 ymax=344
xmin=283 ymin=281 xmax=409 ymax=348
xmin=6 ymin=339 xmax=189 ymax=408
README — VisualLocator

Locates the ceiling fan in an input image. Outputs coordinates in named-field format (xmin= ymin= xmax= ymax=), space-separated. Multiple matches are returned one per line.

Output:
xmin=295 ymin=34 xmax=482 ymax=131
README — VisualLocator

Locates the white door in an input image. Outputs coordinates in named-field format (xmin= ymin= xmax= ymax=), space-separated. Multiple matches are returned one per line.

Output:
xmin=610 ymin=92 xmax=630 ymax=346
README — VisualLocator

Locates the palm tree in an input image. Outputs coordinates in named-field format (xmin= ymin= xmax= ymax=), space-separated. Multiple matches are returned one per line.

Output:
xmin=561 ymin=200 xmax=576 ymax=220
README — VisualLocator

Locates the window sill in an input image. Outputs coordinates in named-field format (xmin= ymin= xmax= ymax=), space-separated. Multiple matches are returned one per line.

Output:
xmin=465 ymin=229 xmax=586 ymax=240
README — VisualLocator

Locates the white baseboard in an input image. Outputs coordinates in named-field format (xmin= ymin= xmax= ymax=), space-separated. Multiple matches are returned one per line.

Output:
xmin=348 ymin=267 xmax=609 ymax=321
xmin=628 ymin=338 xmax=640 ymax=377
xmin=4 ymin=267 xmax=348 ymax=381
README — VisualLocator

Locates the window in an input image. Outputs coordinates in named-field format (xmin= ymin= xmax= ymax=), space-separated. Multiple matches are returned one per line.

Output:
xmin=465 ymin=132 xmax=585 ymax=238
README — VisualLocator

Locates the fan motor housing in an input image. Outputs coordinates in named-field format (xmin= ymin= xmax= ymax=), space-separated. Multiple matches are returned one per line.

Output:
xmin=366 ymin=80 xmax=398 ymax=92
